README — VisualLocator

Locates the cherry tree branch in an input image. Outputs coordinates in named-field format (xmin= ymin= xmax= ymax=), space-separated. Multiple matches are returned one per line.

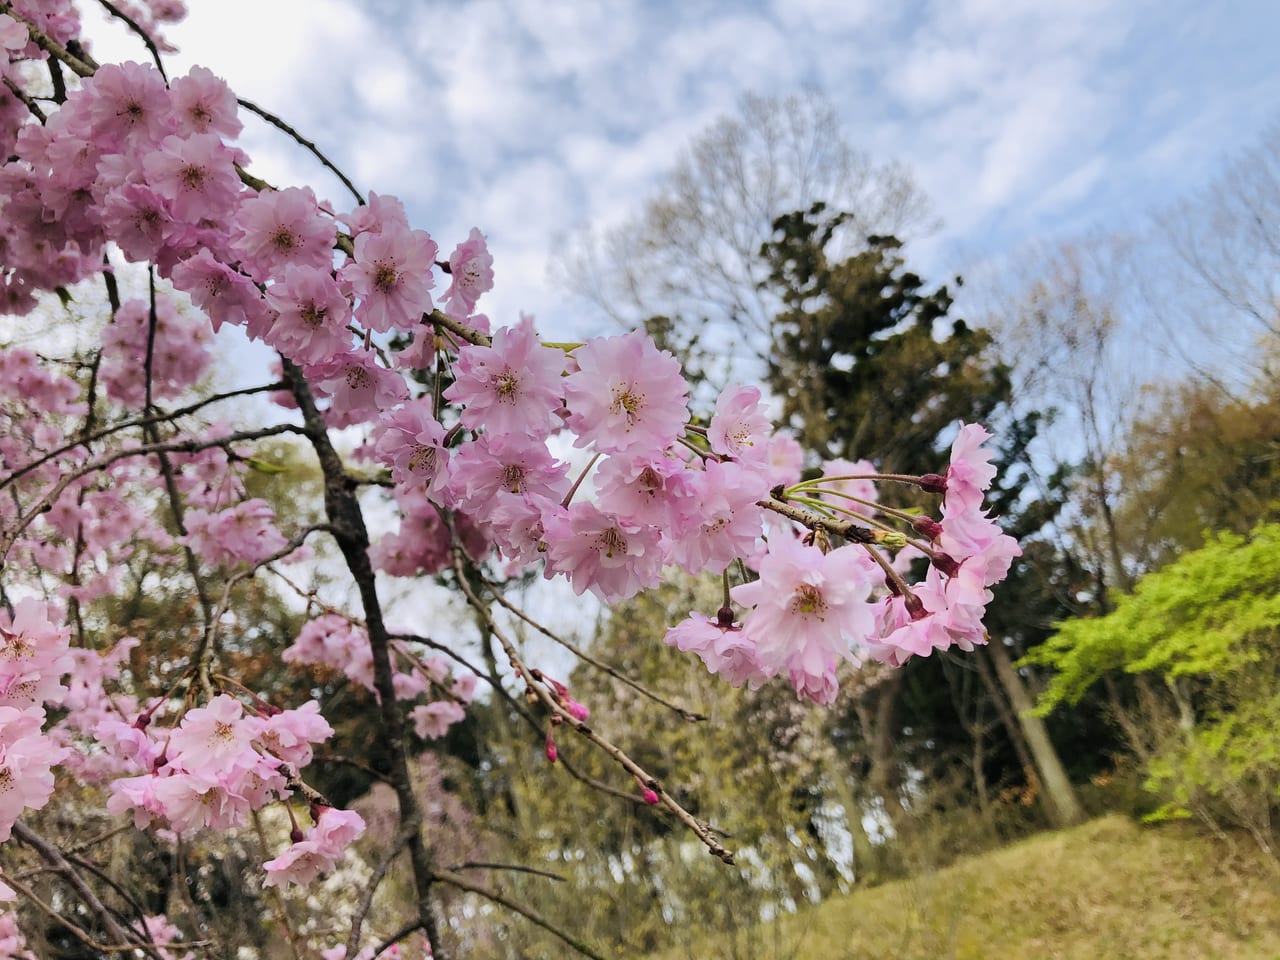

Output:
xmin=237 ymin=96 xmax=365 ymax=206
xmin=0 ymin=423 xmax=306 ymax=561
xmin=450 ymin=548 xmax=735 ymax=865
xmin=281 ymin=358 xmax=448 ymax=957
xmin=95 ymin=0 xmax=166 ymax=79
xmin=477 ymin=572 xmax=708 ymax=721
xmin=429 ymin=868 xmax=608 ymax=960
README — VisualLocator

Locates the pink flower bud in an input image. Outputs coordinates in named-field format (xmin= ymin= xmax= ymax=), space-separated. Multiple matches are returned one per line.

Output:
xmin=917 ymin=473 xmax=947 ymax=494
xmin=565 ymin=698 xmax=590 ymax=722
xmin=642 ymin=789 xmax=659 ymax=805
xmin=931 ymin=552 xmax=961 ymax=577
xmin=912 ymin=516 xmax=944 ymax=541
xmin=902 ymin=590 xmax=928 ymax=622
xmin=544 ymin=730 xmax=558 ymax=764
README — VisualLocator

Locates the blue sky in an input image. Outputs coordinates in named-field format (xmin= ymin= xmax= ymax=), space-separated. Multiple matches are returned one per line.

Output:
xmin=82 ymin=0 xmax=1280 ymax=341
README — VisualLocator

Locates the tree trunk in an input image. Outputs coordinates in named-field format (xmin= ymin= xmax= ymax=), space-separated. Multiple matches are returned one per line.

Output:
xmin=987 ymin=640 xmax=1086 ymax=827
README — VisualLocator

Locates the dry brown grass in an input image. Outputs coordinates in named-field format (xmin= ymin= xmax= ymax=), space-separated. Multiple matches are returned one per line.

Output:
xmin=650 ymin=815 xmax=1280 ymax=960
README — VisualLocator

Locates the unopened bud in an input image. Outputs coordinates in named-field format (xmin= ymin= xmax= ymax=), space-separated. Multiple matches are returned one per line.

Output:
xmin=290 ymin=827 xmax=305 ymax=844
xmin=931 ymin=552 xmax=961 ymax=577
xmin=544 ymin=730 xmax=558 ymax=764
xmin=912 ymin=516 xmax=944 ymax=540
xmin=565 ymin=698 xmax=590 ymax=722
xmin=917 ymin=473 xmax=948 ymax=495
xmin=716 ymin=606 xmax=736 ymax=629
xmin=902 ymin=590 xmax=928 ymax=621
xmin=642 ymin=788 xmax=660 ymax=805
xmin=873 ymin=530 xmax=908 ymax=548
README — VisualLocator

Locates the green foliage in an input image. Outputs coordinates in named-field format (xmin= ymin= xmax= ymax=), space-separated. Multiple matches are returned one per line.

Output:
xmin=1029 ymin=524 xmax=1280 ymax=854
xmin=1029 ymin=524 xmax=1280 ymax=710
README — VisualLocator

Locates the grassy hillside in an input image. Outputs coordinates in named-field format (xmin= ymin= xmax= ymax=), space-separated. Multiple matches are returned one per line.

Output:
xmin=651 ymin=815 xmax=1280 ymax=960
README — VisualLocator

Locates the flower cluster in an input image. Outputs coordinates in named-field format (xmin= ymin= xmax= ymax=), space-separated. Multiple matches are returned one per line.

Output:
xmin=0 ymin=9 xmax=1023 ymax=950
xmin=0 ymin=601 xmax=72 ymax=842
xmin=105 ymin=693 xmax=338 ymax=835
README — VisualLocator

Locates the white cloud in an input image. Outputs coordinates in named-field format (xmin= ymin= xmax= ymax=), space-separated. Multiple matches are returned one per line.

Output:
xmin=74 ymin=0 xmax=1280 ymax=334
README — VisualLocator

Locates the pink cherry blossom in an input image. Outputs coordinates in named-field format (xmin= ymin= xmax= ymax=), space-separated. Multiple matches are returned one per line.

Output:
xmin=709 ymin=385 xmax=771 ymax=461
xmin=143 ymin=133 xmax=241 ymax=224
xmin=170 ymin=65 xmax=241 ymax=138
xmin=370 ymin=397 xmax=450 ymax=497
xmin=442 ymin=227 xmax=494 ymax=320
xmin=181 ymin=498 xmax=289 ymax=568
xmin=262 ymin=265 xmax=354 ymax=364
xmin=562 ymin=331 xmax=689 ymax=456
xmin=542 ymin=502 xmax=665 ymax=604
xmin=732 ymin=534 xmax=884 ymax=703
xmin=231 ymin=186 xmax=335 ymax=281
xmin=444 ymin=314 xmax=566 ymax=440
xmin=165 ymin=694 xmax=261 ymax=771
xmin=307 ymin=350 xmax=409 ymax=428
xmin=944 ymin=422 xmax=999 ymax=513
xmin=411 ymin=701 xmax=466 ymax=739
xmin=340 ymin=225 xmax=437 ymax=333
xmin=260 ymin=701 xmax=334 ymax=768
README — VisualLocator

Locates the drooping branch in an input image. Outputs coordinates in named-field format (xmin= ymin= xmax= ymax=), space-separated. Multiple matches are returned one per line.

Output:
xmin=237 ymin=96 xmax=365 ymax=206
xmin=451 ymin=547 xmax=735 ymax=865
xmin=476 ymin=571 xmax=708 ymax=722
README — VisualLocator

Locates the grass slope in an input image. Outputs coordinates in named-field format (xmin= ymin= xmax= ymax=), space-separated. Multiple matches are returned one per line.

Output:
xmin=653 ymin=815 xmax=1280 ymax=960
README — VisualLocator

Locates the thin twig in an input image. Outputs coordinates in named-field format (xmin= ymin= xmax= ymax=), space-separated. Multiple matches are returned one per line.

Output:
xmin=444 ymin=861 xmax=567 ymax=882
xmin=343 ymin=829 xmax=410 ymax=960
xmin=0 ymin=423 xmax=305 ymax=560
xmin=2 ymin=75 xmax=45 ymax=120
xmin=95 ymin=0 xmax=166 ymax=79
xmin=451 ymin=549 xmax=735 ymax=865
xmin=237 ymin=97 xmax=365 ymax=205
xmin=431 ymin=868 xmax=607 ymax=960
xmin=478 ymin=573 xmax=707 ymax=722
xmin=11 ymin=822 xmax=162 ymax=958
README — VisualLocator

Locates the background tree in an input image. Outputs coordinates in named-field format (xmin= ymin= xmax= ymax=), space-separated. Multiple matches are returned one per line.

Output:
xmin=1028 ymin=523 xmax=1280 ymax=861
xmin=560 ymin=91 xmax=931 ymax=385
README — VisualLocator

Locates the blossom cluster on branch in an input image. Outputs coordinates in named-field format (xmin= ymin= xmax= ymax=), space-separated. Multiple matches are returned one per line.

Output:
xmin=0 ymin=0 xmax=1018 ymax=955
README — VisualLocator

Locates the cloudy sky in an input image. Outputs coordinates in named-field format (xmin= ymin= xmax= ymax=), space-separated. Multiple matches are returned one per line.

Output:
xmin=82 ymin=0 xmax=1280 ymax=341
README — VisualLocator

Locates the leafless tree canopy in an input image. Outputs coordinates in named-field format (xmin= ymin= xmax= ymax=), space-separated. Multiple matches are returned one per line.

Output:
xmin=558 ymin=91 xmax=931 ymax=382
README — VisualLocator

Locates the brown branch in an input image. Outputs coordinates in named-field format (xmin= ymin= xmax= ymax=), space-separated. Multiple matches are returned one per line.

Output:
xmin=0 ymin=423 xmax=305 ymax=561
xmin=237 ymin=97 xmax=364 ymax=206
xmin=759 ymin=494 xmax=877 ymax=544
xmin=343 ymin=829 xmax=411 ymax=960
xmin=202 ymin=523 xmax=336 ymax=669
xmin=431 ymin=868 xmax=607 ymax=960
xmin=0 ymin=380 xmax=289 ymax=494
xmin=95 ymin=0 xmax=166 ymax=79
xmin=2 ymin=75 xmax=45 ymax=120
xmin=451 ymin=548 xmax=735 ymax=864
xmin=444 ymin=861 xmax=567 ymax=882
xmin=368 ymin=919 xmax=426 ymax=959
xmin=282 ymin=358 xmax=447 ymax=957
xmin=0 ymin=2 xmax=96 ymax=76
xmin=477 ymin=573 xmax=707 ymax=722
xmin=11 ymin=822 xmax=162 ymax=958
